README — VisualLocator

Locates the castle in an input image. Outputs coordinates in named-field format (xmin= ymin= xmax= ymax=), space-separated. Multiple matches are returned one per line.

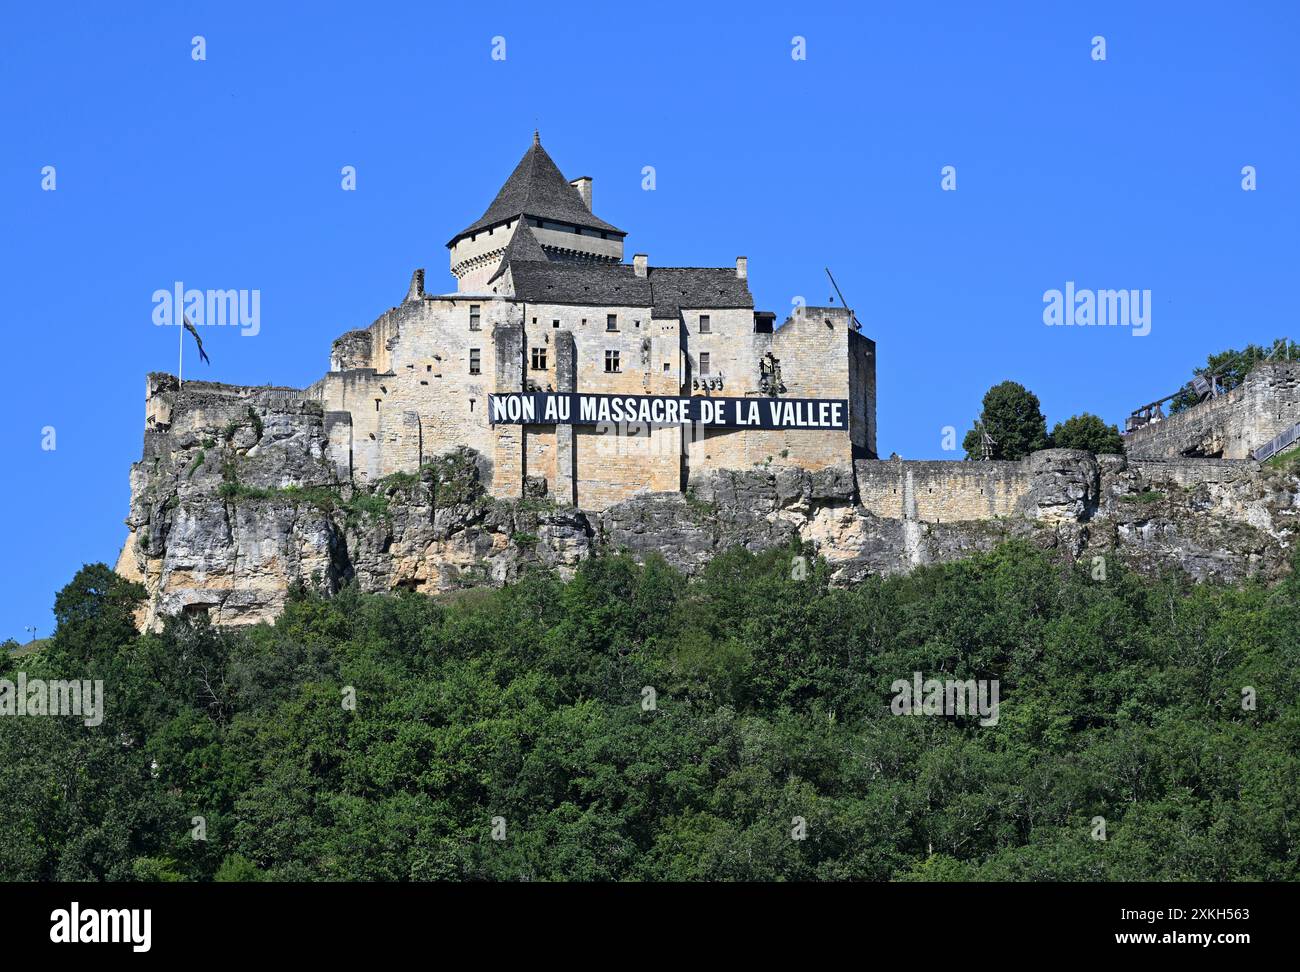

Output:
xmin=120 ymin=138 xmax=1300 ymax=627
xmin=144 ymin=134 xmax=877 ymax=512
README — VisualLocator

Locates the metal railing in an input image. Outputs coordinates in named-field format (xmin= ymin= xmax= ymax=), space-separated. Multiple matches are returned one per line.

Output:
xmin=1253 ymin=421 xmax=1300 ymax=462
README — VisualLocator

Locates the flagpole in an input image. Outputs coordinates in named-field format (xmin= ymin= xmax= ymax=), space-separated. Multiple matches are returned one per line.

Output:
xmin=178 ymin=313 xmax=184 ymax=390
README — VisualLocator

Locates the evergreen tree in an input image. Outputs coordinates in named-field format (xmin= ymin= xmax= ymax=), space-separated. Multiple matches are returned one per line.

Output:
xmin=962 ymin=381 xmax=1049 ymax=459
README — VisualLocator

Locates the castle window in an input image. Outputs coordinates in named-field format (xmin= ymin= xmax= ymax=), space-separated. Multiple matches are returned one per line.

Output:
xmin=699 ymin=314 xmax=711 ymax=333
xmin=426 ymin=364 xmax=432 ymax=372
xmin=469 ymin=349 xmax=481 ymax=374
xmin=531 ymin=348 xmax=547 ymax=371
xmin=552 ymin=319 xmax=560 ymax=329
xmin=375 ymin=399 xmax=381 ymax=411
xmin=664 ymin=362 xmax=670 ymax=372
xmin=604 ymin=350 xmax=621 ymax=373
xmin=469 ymin=305 xmax=481 ymax=331
xmin=699 ymin=352 xmax=711 ymax=374
xmin=607 ymin=314 xmax=618 ymax=331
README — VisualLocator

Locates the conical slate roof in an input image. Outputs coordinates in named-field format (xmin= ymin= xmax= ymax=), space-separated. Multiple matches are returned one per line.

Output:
xmin=447 ymin=134 xmax=625 ymax=246
xmin=487 ymin=221 xmax=550 ymax=283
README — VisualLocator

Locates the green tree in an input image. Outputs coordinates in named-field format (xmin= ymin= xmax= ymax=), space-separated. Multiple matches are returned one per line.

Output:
xmin=214 ymin=853 xmax=264 ymax=882
xmin=962 ymin=381 xmax=1049 ymax=460
xmin=45 ymin=562 xmax=145 ymax=672
xmin=5 ymin=546 xmax=1300 ymax=883
xmin=1049 ymin=413 xmax=1124 ymax=454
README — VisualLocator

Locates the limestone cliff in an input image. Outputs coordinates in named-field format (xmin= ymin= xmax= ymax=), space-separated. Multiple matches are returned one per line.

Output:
xmin=117 ymin=381 xmax=1300 ymax=628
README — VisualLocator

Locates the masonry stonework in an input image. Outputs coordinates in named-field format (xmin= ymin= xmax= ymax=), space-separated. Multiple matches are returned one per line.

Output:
xmin=118 ymin=137 xmax=1300 ymax=628
xmin=1123 ymin=361 xmax=1300 ymax=460
xmin=856 ymin=458 xmax=1031 ymax=522
xmin=141 ymin=135 xmax=877 ymax=514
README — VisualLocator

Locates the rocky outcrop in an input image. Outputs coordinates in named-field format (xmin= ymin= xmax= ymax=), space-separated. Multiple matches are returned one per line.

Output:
xmin=1017 ymin=449 xmax=1100 ymax=524
xmin=118 ymin=388 xmax=1300 ymax=628
xmin=117 ymin=385 xmax=594 ymax=628
xmin=1085 ymin=456 xmax=1300 ymax=581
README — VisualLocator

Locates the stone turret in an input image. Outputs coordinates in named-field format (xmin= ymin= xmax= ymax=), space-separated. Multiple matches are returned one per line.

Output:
xmin=446 ymin=134 xmax=626 ymax=292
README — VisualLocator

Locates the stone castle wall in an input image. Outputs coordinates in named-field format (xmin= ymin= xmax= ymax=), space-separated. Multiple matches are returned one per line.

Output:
xmin=117 ymin=411 xmax=1300 ymax=630
xmin=122 ymin=366 xmax=1300 ymax=631
xmin=546 ymin=301 xmax=681 ymax=510
xmin=1126 ymin=457 xmax=1255 ymax=488
xmin=1123 ymin=361 xmax=1300 ymax=460
xmin=685 ymin=307 xmax=874 ymax=486
xmin=291 ymin=271 xmax=874 ymax=511
xmin=313 ymin=293 xmax=512 ymax=486
xmin=856 ymin=458 xmax=1031 ymax=522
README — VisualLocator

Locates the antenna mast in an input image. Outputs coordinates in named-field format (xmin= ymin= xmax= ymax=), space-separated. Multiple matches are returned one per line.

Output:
xmin=824 ymin=268 xmax=862 ymax=331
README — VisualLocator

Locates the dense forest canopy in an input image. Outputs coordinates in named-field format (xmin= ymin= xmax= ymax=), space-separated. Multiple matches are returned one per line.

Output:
xmin=2 ymin=543 xmax=1298 ymax=881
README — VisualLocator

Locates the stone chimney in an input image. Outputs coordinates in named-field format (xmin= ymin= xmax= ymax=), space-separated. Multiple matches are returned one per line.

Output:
xmin=406 ymin=268 xmax=425 ymax=302
xmin=633 ymin=253 xmax=648 ymax=278
xmin=570 ymin=176 xmax=593 ymax=211
xmin=736 ymin=256 xmax=748 ymax=280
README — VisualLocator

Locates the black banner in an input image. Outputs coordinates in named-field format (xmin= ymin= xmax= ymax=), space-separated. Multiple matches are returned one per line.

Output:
xmin=488 ymin=392 xmax=849 ymax=431
xmin=0 ymin=881 xmax=1285 ymax=957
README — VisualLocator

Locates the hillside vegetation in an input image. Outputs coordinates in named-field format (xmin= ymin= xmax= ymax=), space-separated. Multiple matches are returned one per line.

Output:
xmin=2 ymin=542 xmax=1298 ymax=881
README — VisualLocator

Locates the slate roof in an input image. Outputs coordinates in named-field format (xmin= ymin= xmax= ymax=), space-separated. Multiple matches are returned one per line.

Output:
xmin=508 ymin=261 xmax=649 ymax=305
xmin=645 ymin=267 xmax=754 ymax=318
xmin=487 ymin=222 xmax=550 ymax=284
xmin=504 ymin=261 xmax=753 ymax=318
xmin=448 ymin=135 xmax=625 ymax=246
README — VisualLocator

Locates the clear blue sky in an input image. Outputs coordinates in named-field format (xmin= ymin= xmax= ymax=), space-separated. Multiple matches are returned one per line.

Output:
xmin=2 ymin=1 xmax=1297 ymax=641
